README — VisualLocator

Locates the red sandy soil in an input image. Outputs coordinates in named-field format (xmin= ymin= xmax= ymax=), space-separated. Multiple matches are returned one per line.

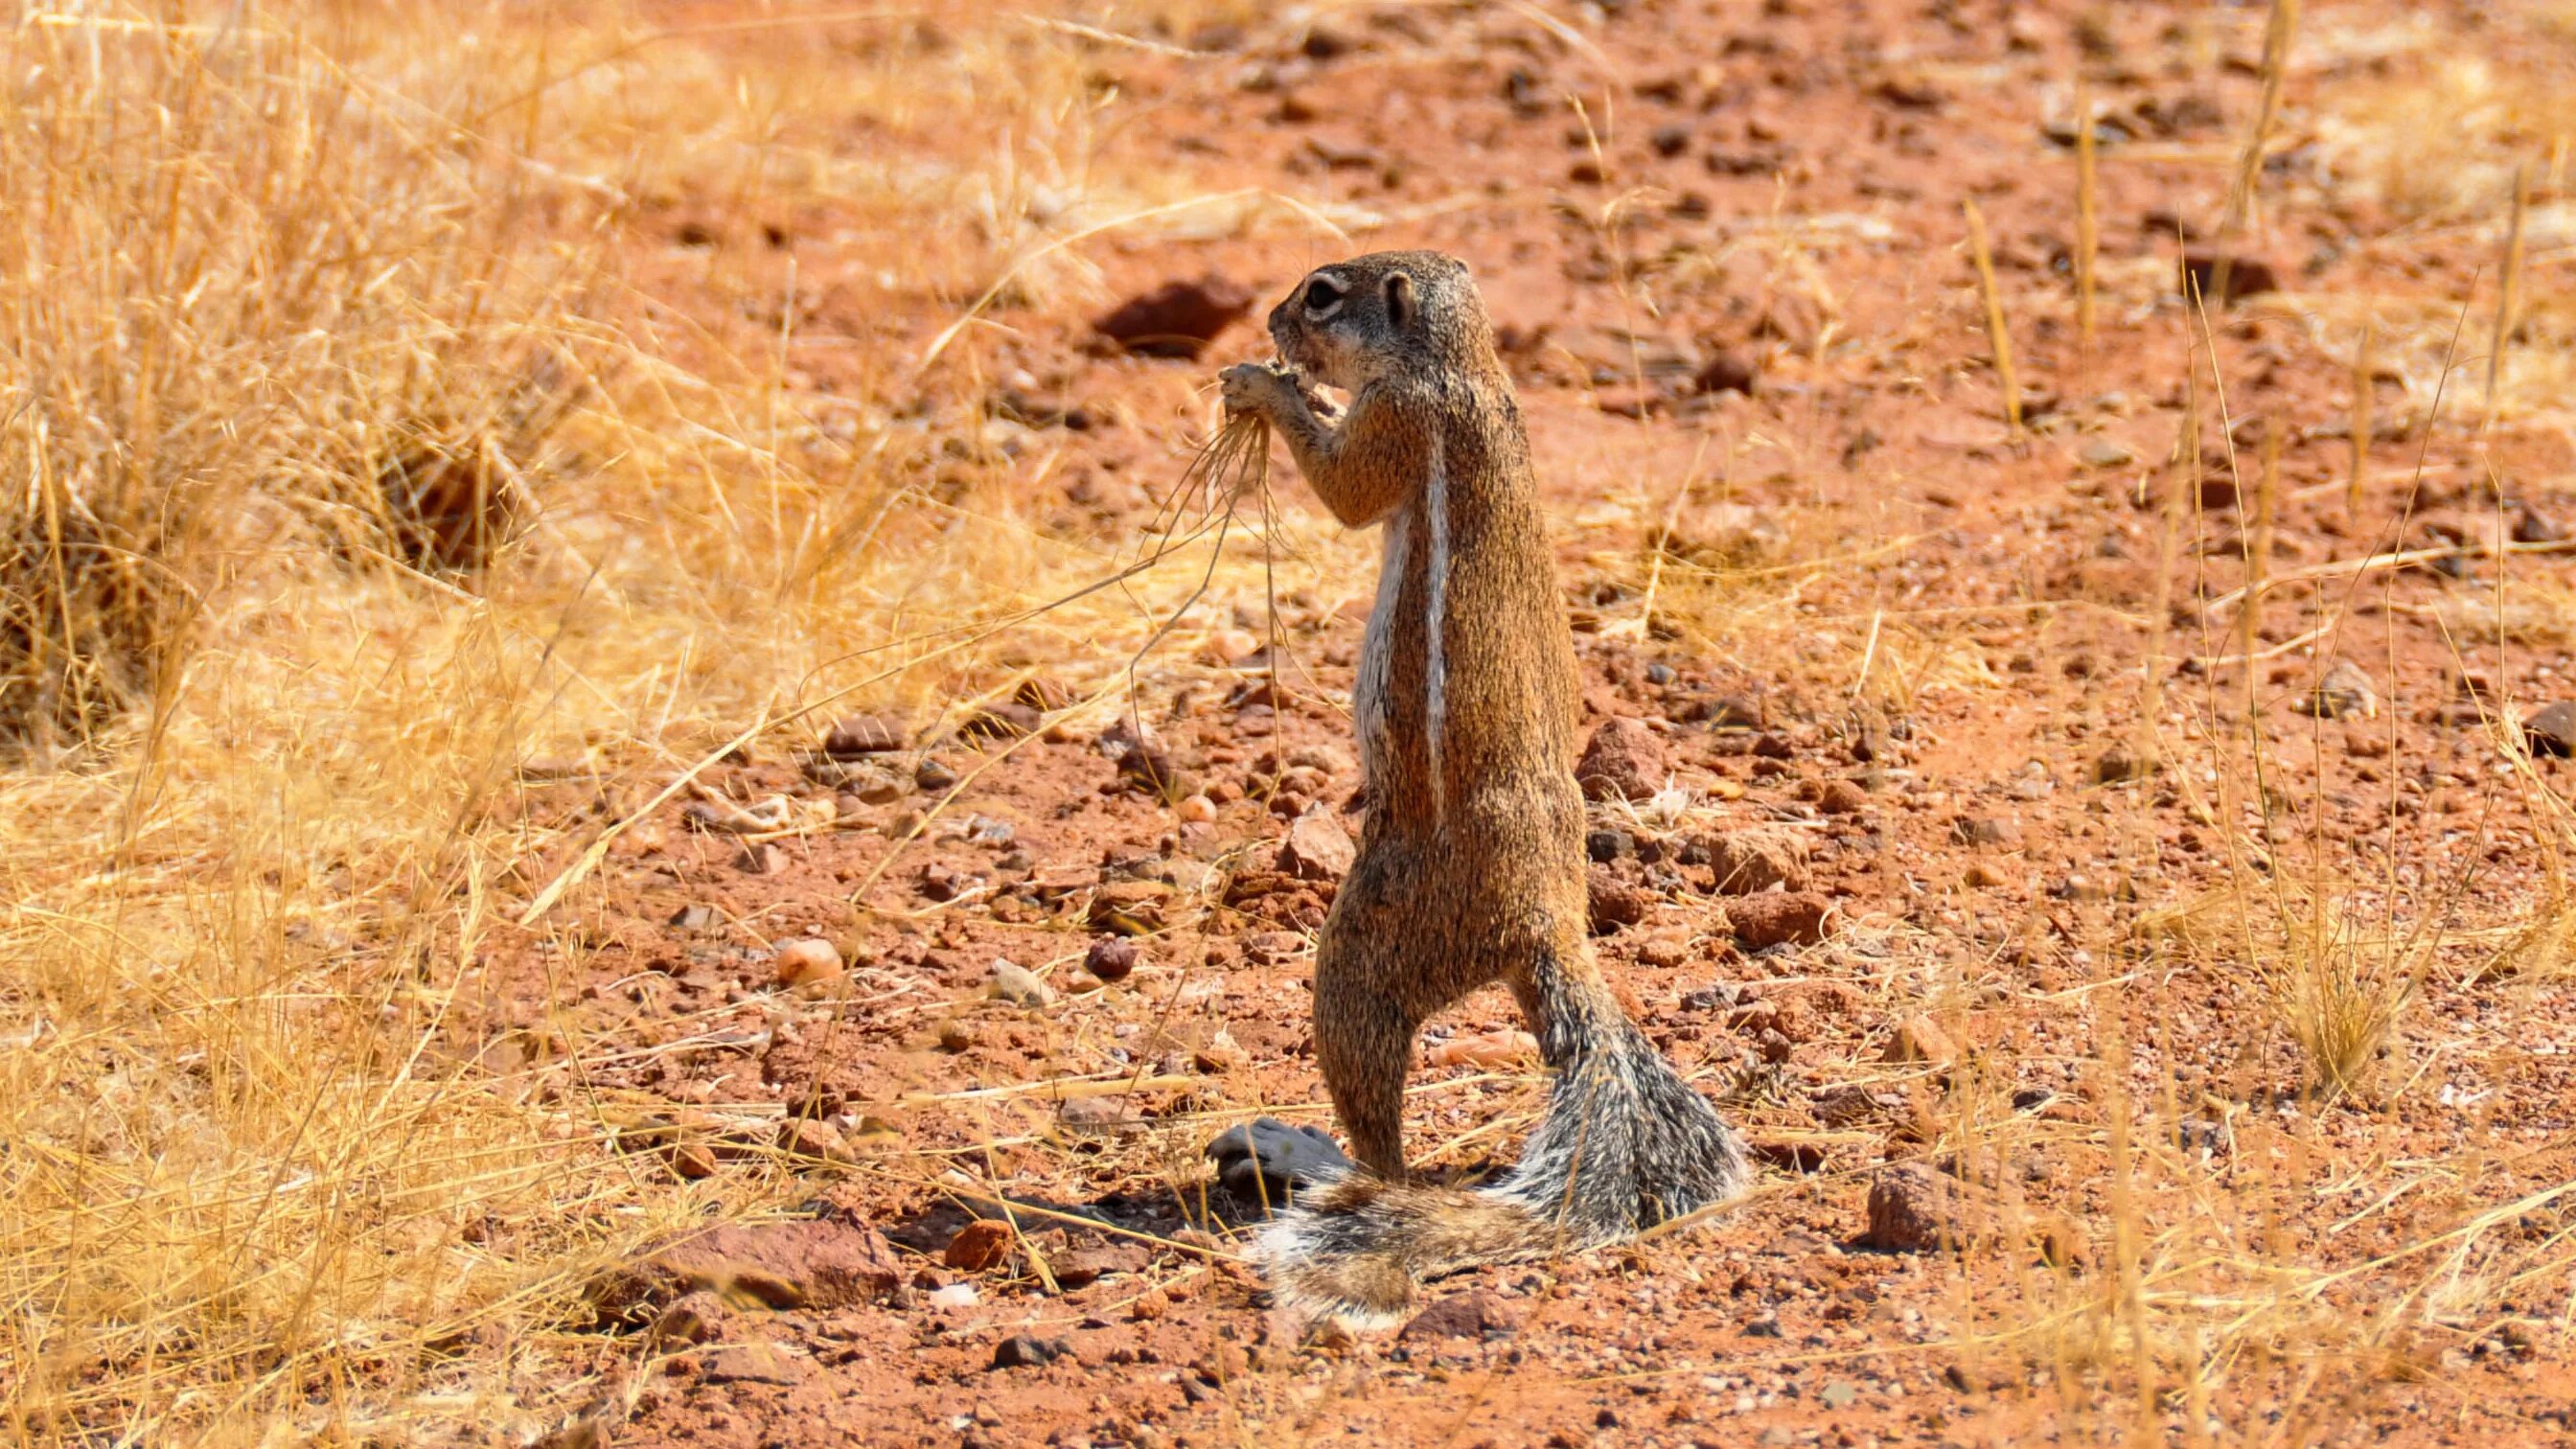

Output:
xmin=481 ymin=2 xmax=2576 ymax=1444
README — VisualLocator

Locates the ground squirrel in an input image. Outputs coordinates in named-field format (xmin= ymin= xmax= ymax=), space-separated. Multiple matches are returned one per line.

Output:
xmin=1210 ymin=250 xmax=1749 ymax=1324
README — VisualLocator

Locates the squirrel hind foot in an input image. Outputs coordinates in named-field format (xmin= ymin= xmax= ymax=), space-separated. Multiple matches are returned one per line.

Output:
xmin=1207 ymin=1117 xmax=1354 ymax=1209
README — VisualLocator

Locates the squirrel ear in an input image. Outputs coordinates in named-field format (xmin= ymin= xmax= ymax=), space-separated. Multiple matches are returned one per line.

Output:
xmin=1382 ymin=271 xmax=1415 ymax=331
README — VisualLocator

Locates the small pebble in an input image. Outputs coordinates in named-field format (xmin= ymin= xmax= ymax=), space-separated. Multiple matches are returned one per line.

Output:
xmin=1083 ymin=938 xmax=1141 ymax=983
xmin=989 ymin=959 xmax=1055 ymax=1008
xmin=772 ymin=937 xmax=843 ymax=989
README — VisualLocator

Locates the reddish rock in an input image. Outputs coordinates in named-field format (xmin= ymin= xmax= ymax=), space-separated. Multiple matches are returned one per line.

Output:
xmin=1013 ymin=675 xmax=1076 ymax=711
xmin=1588 ymin=864 xmax=1652 ymax=933
xmin=1749 ymin=1137 xmax=1826 ymax=1172
xmin=1092 ymin=275 xmax=1254 ymax=359
xmin=1862 ymin=1162 xmax=1968 ymax=1252
xmin=775 ymin=1116 xmax=853 ymax=1166
xmin=1726 ymin=891 xmax=1830 ymax=949
xmin=1948 ymin=816 xmax=2017 ymax=847
xmin=1089 ymin=879 xmax=1176 ymax=935
xmin=590 ymin=1216 xmax=905 ymax=1321
xmin=698 ymin=1343 xmax=813 ymax=1387
xmin=944 ymin=1218 xmax=1016 ymax=1272
xmin=1702 ymin=826 xmax=1812 ymax=895
xmin=1398 ymin=1290 xmax=1523 ymax=1341
xmin=1576 ymin=717 xmax=1669 ymax=802
xmin=649 ymin=1290 xmax=734 ymax=1347
xmin=1082 ymin=937 xmax=1140 ymax=983
xmin=963 ymin=701 xmax=1041 ymax=739
xmin=1812 ymin=778 xmax=1869 ymax=815
xmin=822 ymin=713 xmax=906 ymax=756
xmin=1884 ymin=1014 xmax=1957 ymax=1066
xmin=1862 ymin=1162 xmax=2082 ymax=1266
xmin=1279 ymin=807 xmax=1356 ymax=881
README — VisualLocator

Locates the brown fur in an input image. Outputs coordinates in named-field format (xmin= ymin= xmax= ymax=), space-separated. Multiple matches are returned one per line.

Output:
xmin=1218 ymin=251 xmax=1749 ymax=1323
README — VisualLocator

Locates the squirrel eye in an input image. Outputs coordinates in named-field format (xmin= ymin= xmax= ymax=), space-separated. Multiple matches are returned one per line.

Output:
xmin=1302 ymin=277 xmax=1346 ymax=317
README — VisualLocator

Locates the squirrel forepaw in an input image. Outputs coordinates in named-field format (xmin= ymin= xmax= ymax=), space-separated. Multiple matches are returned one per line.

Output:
xmin=1218 ymin=359 xmax=1300 ymax=420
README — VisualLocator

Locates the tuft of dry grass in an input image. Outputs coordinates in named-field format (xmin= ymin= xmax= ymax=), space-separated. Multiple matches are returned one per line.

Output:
xmin=2135 ymin=865 xmax=2436 ymax=1101
xmin=0 ymin=3 xmax=1342 ymax=1440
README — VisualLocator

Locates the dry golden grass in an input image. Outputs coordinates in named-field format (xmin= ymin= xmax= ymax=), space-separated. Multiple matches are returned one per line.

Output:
xmin=0 ymin=3 xmax=1340 ymax=1440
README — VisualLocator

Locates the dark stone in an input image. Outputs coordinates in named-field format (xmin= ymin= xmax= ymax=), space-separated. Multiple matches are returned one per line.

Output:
xmin=2180 ymin=250 xmax=2281 ymax=306
xmin=1083 ymin=937 xmax=1140 ymax=983
xmin=2524 ymin=701 xmax=2576 ymax=758
xmin=990 ymin=1334 xmax=1068 ymax=1369
xmin=2091 ymin=747 xmax=2155 ymax=784
xmin=1300 ymin=24 xmax=1351 ymax=59
xmin=1586 ymin=828 xmax=1638 ymax=862
xmin=1681 ymin=981 xmax=1742 ymax=1012
xmin=1692 ymin=351 xmax=1758 ymax=396
xmin=1397 ymin=1290 xmax=1523 ymax=1341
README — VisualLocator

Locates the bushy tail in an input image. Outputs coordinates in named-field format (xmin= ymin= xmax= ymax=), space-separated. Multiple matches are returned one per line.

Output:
xmin=1261 ymin=979 xmax=1748 ymax=1326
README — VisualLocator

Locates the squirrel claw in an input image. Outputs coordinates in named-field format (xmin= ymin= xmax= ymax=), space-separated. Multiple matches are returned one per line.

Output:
xmin=1207 ymin=1117 xmax=1351 ymax=1207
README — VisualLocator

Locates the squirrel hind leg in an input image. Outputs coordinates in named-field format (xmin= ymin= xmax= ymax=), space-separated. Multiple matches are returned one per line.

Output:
xmin=1313 ymin=937 xmax=1422 ymax=1179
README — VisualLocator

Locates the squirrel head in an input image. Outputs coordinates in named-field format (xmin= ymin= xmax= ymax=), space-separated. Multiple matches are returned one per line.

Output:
xmin=1266 ymin=250 xmax=1496 ymax=392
